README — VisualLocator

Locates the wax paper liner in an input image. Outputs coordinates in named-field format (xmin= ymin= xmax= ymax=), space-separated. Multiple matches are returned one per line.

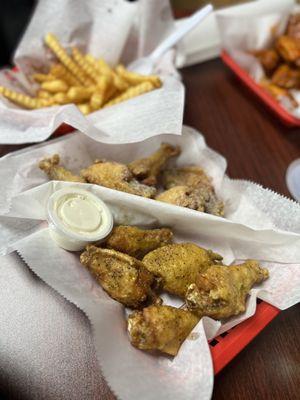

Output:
xmin=0 ymin=179 xmax=299 ymax=400
xmin=1 ymin=125 xmax=300 ymax=233
xmin=0 ymin=0 xmax=184 ymax=144
xmin=216 ymin=0 xmax=300 ymax=118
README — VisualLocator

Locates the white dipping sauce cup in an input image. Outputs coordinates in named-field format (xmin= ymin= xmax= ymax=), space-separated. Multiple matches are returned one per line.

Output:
xmin=47 ymin=187 xmax=113 ymax=251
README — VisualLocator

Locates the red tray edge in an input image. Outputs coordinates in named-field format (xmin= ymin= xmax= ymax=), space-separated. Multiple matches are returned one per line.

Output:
xmin=211 ymin=301 xmax=280 ymax=374
xmin=221 ymin=50 xmax=300 ymax=127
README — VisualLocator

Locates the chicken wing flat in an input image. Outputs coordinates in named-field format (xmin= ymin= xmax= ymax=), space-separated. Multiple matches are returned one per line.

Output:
xmin=286 ymin=13 xmax=300 ymax=40
xmin=186 ymin=260 xmax=269 ymax=320
xmin=128 ymin=143 xmax=181 ymax=186
xmin=39 ymin=154 xmax=85 ymax=183
xmin=276 ymin=35 xmax=300 ymax=64
xmin=80 ymin=245 xmax=159 ymax=308
xmin=80 ymin=160 xmax=156 ymax=198
xmin=142 ymin=243 xmax=222 ymax=298
xmin=162 ymin=166 xmax=212 ymax=190
xmin=156 ymin=185 xmax=224 ymax=217
xmin=271 ymin=64 xmax=300 ymax=89
xmin=252 ymin=49 xmax=280 ymax=74
xmin=127 ymin=305 xmax=199 ymax=356
xmin=105 ymin=225 xmax=173 ymax=259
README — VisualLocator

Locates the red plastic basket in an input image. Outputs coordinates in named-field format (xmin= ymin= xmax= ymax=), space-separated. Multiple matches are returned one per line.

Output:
xmin=221 ymin=50 xmax=300 ymax=127
xmin=210 ymin=299 xmax=279 ymax=373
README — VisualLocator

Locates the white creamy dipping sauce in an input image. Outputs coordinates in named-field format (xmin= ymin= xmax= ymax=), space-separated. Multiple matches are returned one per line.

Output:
xmin=47 ymin=188 xmax=113 ymax=251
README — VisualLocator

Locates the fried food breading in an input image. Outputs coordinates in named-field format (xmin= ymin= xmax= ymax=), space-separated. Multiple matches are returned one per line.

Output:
xmin=276 ymin=35 xmax=300 ymax=64
xmin=186 ymin=261 xmax=269 ymax=320
xmin=39 ymin=154 xmax=85 ymax=182
xmin=162 ymin=166 xmax=212 ymax=190
xmin=156 ymin=185 xmax=224 ymax=217
xmin=286 ymin=13 xmax=300 ymax=40
xmin=80 ymin=160 xmax=157 ymax=198
xmin=252 ymin=49 xmax=280 ymax=73
xmin=105 ymin=225 xmax=173 ymax=259
xmin=80 ymin=245 xmax=159 ymax=308
xmin=127 ymin=305 xmax=199 ymax=356
xmin=142 ymin=243 xmax=222 ymax=298
xmin=128 ymin=143 xmax=181 ymax=186
xmin=271 ymin=64 xmax=300 ymax=89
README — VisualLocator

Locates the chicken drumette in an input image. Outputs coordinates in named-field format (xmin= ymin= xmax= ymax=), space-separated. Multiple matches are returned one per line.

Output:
xmin=128 ymin=143 xmax=181 ymax=186
xmin=105 ymin=225 xmax=173 ymax=259
xmin=186 ymin=260 xmax=269 ymax=320
xmin=80 ymin=246 xmax=160 ymax=308
xmin=127 ymin=305 xmax=199 ymax=356
xmin=142 ymin=243 xmax=222 ymax=298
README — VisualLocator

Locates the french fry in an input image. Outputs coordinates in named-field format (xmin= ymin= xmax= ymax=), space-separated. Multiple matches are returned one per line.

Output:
xmin=44 ymin=33 xmax=91 ymax=86
xmin=67 ymin=86 xmax=94 ymax=103
xmin=104 ymin=81 xmax=155 ymax=108
xmin=53 ymin=92 xmax=69 ymax=105
xmin=77 ymin=103 xmax=91 ymax=115
xmin=32 ymin=73 xmax=55 ymax=83
xmin=90 ymin=91 xmax=105 ymax=110
xmin=96 ymin=58 xmax=129 ymax=91
xmin=72 ymin=47 xmax=100 ymax=83
xmin=116 ymin=65 xmax=162 ymax=88
xmin=0 ymin=86 xmax=54 ymax=109
xmin=50 ymin=63 xmax=81 ymax=86
xmin=37 ymin=89 xmax=51 ymax=99
xmin=41 ymin=79 xmax=69 ymax=93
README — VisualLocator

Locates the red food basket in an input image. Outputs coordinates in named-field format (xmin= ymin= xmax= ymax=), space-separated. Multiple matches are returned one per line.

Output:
xmin=211 ymin=299 xmax=280 ymax=374
xmin=221 ymin=50 xmax=300 ymax=127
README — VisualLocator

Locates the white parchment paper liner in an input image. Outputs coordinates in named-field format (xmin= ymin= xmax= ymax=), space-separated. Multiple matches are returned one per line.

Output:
xmin=216 ymin=0 xmax=300 ymax=118
xmin=0 ymin=0 xmax=184 ymax=144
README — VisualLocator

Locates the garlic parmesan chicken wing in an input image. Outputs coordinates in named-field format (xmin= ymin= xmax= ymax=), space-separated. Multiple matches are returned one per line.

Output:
xmin=143 ymin=243 xmax=222 ymax=298
xmin=186 ymin=261 xmax=269 ymax=320
xmin=156 ymin=186 xmax=224 ymax=217
xmin=39 ymin=154 xmax=85 ymax=183
xmin=128 ymin=143 xmax=181 ymax=186
xmin=80 ymin=160 xmax=156 ymax=198
xmin=105 ymin=225 xmax=173 ymax=259
xmin=127 ymin=305 xmax=199 ymax=356
xmin=80 ymin=246 xmax=159 ymax=308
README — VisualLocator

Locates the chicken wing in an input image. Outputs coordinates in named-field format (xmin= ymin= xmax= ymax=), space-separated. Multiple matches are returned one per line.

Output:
xmin=105 ymin=225 xmax=173 ymax=259
xmin=80 ymin=245 xmax=160 ymax=308
xmin=156 ymin=185 xmax=224 ymax=217
xmin=286 ymin=13 xmax=300 ymax=40
xmin=252 ymin=49 xmax=280 ymax=74
xmin=80 ymin=160 xmax=156 ymax=198
xmin=39 ymin=154 xmax=85 ymax=183
xmin=162 ymin=166 xmax=212 ymax=190
xmin=271 ymin=64 xmax=300 ymax=89
xmin=128 ymin=143 xmax=181 ymax=186
xmin=186 ymin=260 xmax=269 ymax=320
xmin=276 ymin=35 xmax=300 ymax=64
xmin=127 ymin=305 xmax=199 ymax=356
xmin=142 ymin=243 xmax=222 ymax=298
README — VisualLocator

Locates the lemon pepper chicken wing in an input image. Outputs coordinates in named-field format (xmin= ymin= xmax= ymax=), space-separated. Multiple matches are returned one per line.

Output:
xmin=80 ymin=160 xmax=156 ymax=198
xmin=127 ymin=305 xmax=199 ymax=356
xmin=162 ymin=166 xmax=213 ymax=190
xmin=186 ymin=260 xmax=269 ymax=320
xmin=39 ymin=154 xmax=85 ymax=182
xmin=80 ymin=246 xmax=160 ymax=308
xmin=252 ymin=49 xmax=280 ymax=74
xmin=156 ymin=185 xmax=224 ymax=217
xmin=142 ymin=243 xmax=222 ymax=298
xmin=271 ymin=64 xmax=300 ymax=89
xmin=128 ymin=143 xmax=181 ymax=186
xmin=105 ymin=225 xmax=173 ymax=259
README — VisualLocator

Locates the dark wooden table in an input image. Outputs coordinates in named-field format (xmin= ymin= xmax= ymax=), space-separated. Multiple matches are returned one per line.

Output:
xmin=0 ymin=58 xmax=299 ymax=400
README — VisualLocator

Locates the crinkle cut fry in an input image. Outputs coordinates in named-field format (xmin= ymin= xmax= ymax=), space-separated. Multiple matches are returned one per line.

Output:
xmin=44 ymin=33 xmax=91 ymax=86
xmin=104 ymin=81 xmax=155 ymax=107
xmin=0 ymin=86 xmax=55 ymax=109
